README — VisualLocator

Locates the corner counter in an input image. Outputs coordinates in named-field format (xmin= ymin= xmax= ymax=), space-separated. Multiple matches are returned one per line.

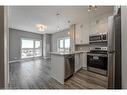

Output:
xmin=50 ymin=51 xmax=88 ymax=55
xmin=50 ymin=51 xmax=88 ymax=84
xmin=50 ymin=53 xmax=68 ymax=84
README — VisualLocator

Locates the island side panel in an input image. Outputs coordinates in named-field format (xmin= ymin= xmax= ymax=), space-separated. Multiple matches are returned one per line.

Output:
xmin=51 ymin=54 xmax=65 ymax=84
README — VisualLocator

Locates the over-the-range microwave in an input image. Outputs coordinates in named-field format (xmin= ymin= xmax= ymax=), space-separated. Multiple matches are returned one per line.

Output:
xmin=89 ymin=33 xmax=107 ymax=44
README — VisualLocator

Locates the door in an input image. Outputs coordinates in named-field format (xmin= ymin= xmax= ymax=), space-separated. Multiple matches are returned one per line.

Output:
xmin=21 ymin=39 xmax=42 ymax=59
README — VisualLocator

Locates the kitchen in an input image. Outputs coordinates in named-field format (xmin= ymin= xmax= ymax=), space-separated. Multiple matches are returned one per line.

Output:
xmin=50 ymin=6 xmax=121 ymax=89
xmin=7 ymin=6 xmax=121 ymax=89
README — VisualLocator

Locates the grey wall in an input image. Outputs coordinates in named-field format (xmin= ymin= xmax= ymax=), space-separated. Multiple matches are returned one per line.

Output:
xmin=51 ymin=29 xmax=70 ymax=52
xmin=43 ymin=34 xmax=51 ymax=58
xmin=121 ymin=6 xmax=127 ymax=89
xmin=0 ymin=6 xmax=5 ymax=88
xmin=9 ymin=28 xmax=43 ymax=61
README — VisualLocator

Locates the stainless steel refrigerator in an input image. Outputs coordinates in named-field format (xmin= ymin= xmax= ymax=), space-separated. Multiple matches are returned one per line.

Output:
xmin=107 ymin=13 xmax=121 ymax=89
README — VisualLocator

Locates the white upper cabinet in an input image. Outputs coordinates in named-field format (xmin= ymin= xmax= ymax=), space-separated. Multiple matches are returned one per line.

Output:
xmin=82 ymin=24 xmax=89 ymax=44
xmin=90 ymin=17 xmax=108 ymax=35
xmin=75 ymin=24 xmax=82 ymax=44
xmin=75 ymin=24 xmax=89 ymax=45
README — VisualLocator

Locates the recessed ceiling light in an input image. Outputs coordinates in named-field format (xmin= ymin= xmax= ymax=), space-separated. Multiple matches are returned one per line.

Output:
xmin=68 ymin=31 xmax=70 ymax=35
xmin=68 ymin=20 xmax=71 ymax=24
xmin=36 ymin=24 xmax=47 ymax=32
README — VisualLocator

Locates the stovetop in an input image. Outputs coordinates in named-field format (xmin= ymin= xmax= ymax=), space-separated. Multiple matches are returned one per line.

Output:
xmin=88 ymin=47 xmax=108 ymax=54
xmin=88 ymin=50 xmax=108 ymax=54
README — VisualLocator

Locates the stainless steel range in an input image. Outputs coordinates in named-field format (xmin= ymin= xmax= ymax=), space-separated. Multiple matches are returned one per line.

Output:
xmin=87 ymin=47 xmax=108 ymax=76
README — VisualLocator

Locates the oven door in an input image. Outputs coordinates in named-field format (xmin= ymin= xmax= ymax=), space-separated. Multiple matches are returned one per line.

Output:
xmin=87 ymin=53 xmax=108 ymax=75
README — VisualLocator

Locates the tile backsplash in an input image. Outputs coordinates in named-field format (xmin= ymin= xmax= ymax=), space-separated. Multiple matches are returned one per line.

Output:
xmin=75 ymin=45 xmax=90 ymax=51
xmin=75 ymin=44 xmax=107 ymax=51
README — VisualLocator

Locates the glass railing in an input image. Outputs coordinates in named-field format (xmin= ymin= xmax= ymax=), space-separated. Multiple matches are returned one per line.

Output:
xmin=21 ymin=48 xmax=42 ymax=59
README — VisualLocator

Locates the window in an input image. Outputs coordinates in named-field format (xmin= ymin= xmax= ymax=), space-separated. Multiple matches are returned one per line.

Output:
xmin=34 ymin=41 xmax=42 ymax=57
xmin=58 ymin=39 xmax=64 ymax=52
xmin=21 ymin=38 xmax=42 ymax=59
xmin=57 ymin=37 xmax=70 ymax=52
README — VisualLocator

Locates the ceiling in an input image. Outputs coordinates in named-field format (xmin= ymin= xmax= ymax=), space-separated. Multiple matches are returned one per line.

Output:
xmin=8 ymin=6 xmax=114 ymax=34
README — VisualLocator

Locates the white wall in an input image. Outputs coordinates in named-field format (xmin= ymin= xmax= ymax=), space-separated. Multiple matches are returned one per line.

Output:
xmin=121 ymin=6 xmax=127 ymax=89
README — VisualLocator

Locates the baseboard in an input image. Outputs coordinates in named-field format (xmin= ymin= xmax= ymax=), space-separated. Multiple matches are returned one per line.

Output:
xmin=74 ymin=67 xmax=87 ymax=73
xmin=9 ymin=59 xmax=22 ymax=63
xmin=9 ymin=56 xmax=43 ymax=63
xmin=43 ymin=57 xmax=51 ymax=59
xmin=82 ymin=67 xmax=87 ymax=70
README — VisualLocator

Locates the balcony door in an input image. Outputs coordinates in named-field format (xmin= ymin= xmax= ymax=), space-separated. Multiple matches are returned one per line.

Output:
xmin=21 ymin=38 xmax=42 ymax=59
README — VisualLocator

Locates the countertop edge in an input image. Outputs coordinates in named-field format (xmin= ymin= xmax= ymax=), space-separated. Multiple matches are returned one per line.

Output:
xmin=50 ymin=51 xmax=89 ymax=56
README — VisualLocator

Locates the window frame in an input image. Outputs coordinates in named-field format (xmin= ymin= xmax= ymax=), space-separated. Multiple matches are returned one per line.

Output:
xmin=57 ymin=37 xmax=70 ymax=52
xmin=34 ymin=40 xmax=42 ymax=57
xmin=20 ymin=38 xmax=42 ymax=59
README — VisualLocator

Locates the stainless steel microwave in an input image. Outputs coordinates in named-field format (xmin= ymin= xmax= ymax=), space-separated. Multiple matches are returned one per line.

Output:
xmin=89 ymin=33 xmax=107 ymax=44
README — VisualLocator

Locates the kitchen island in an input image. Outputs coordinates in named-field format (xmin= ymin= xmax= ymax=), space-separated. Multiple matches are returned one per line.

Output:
xmin=50 ymin=51 xmax=88 ymax=84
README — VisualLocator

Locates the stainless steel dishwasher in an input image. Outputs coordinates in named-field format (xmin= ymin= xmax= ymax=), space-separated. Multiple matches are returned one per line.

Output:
xmin=64 ymin=54 xmax=75 ymax=80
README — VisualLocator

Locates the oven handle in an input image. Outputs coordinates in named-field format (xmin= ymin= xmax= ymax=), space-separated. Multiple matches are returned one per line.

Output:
xmin=87 ymin=53 xmax=108 ymax=57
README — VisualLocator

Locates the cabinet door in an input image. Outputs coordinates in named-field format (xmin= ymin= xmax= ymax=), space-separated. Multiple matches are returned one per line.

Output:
xmin=82 ymin=53 xmax=87 ymax=68
xmin=90 ymin=22 xmax=97 ymax=35
xmin=75 ymin=24 xmax=89 ymax=45
xmin=79 ymin=53 xmax=83 ymax=69
xmin=75 ymin=24 xmax=82 ymax=44
xmin=82 ymin=24 xmax=89 ymax=44
xmin=96 ymin=18 xmax=108 ymax=34
xmin=75 ymin=54 xmax=80 ymax=72
xmin=75 ymin=53 xmax=82 ymax=72
xmin=75 ymin=54 xmax=79 ymax=72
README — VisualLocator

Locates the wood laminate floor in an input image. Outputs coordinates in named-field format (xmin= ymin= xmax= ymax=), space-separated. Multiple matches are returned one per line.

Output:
xmin=9 ymin=59 xmax=108 ymax=89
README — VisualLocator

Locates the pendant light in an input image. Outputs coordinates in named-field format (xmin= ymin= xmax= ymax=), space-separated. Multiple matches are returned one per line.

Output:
xmin=56 ymin=13 xmax=61 ymax=32
xmin=67 ymin=20 xmax=71 ymax=35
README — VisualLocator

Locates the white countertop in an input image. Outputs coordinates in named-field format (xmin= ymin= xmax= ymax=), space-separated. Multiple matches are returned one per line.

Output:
xmin=50 ymin=51 xmax=89 ymax=56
